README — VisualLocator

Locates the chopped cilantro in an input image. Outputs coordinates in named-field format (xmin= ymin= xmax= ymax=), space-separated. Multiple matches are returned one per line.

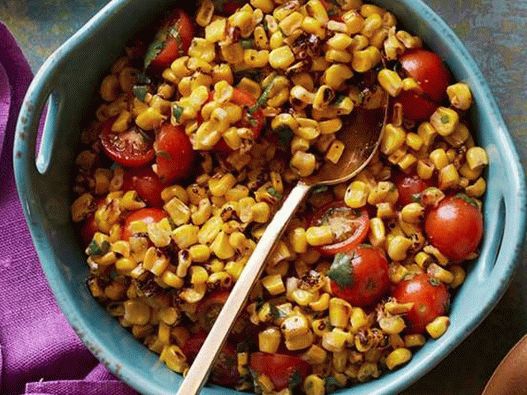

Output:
xmin=455 ymin=193 xmax=479 ymax=208
xmin=275 ymin=125 xmax=293 ymax=148
xmin=234 ymin=69 xmax=262 ymax=83
xmin=173 ymin=104 xmax=184 ymax=123
xmin=288 ymin=370 xmax=302 ymax=391
xmin=133 ymin=85 xmax=148 ymax=102
xmin=270 ymin=304 xmax=286 ymax=320
xmin=144 ymin=40 xmax=165 ymax=70
xmin=136 ymin=72 xmax=151 ymax=85
xmin=429 ymin=277 xmax=441 ymax=287
xmin=240 ymin=38 xmax=254 ymax=49
xmin=328 ymin=253 xmax=354 ymax=288
xmin=312 ymin=185 xmax=329 ymax=194
xmin=249 ymin=75 xmax=277 ymax=115
xmin=440 ymin=114 xmax=450 ymax=124
xmin=267 ymin=187 xmax=283 ymax=200
xmin=411 ymin=193 xmax=422 ymax=203
xmin=87 ymin=240 xmax=110 ymax=256
xmin=156 ymin=150 xmax=172 ymax=160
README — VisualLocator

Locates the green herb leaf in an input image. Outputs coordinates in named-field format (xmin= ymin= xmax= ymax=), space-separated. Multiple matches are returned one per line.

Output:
xmin=455 ymin=193 xmax=479 ymax=208
xmin=267 ymin=187 xmax=283 ymax=200
xmin=240 ymin=38 xmax=254 ymax=49
xmin=288 ymin=370 xmax=302 ymax=391
xmin=312 ymin=185 xmax=329 ymax=194
xmin=429 ymin=277 xmax=441 ymax=287
xmin=411 ymin=193 xmax=422 ymax=203
xmin=328 ymin=253 xmax=354 ymax=288
xmin=136 ymin=72 xmax=151 ymax=85
xmin=144 ymin=40 xmax=165 ymax=70
xmin=156 ymin=150 xmax=172 ymax=160
xmin=255 ymin=296 xmax=265 ymax=310
xmin=325 ymin=376 xmax=340 ymax=394
xmin=87 ymin=240 xmax=110 ymax=256
xmin=133 ymin=85 xmax=148 ymax=102
xmin=173 ymin=104 xmax=184 ymax=123
xmin=249 ymin=75 xmax=277 ymax=115
xmin=440 ymin=114 xmax=450 ymax=124
xmin=275 ymin=125 xmax=293 ymax=148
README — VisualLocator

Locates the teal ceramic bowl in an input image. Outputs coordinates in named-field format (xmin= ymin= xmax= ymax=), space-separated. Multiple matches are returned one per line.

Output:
xmin=13 ymin=0 xmax=526 ymax=394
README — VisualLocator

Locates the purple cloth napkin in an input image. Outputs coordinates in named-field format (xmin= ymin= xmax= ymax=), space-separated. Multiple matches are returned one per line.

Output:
xmin=0 ymin=23 xmax=137 ymax=395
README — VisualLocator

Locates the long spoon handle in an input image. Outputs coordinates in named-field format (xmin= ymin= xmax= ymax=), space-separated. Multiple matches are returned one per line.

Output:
xmin=176 ymin=182 xmax=311 ymax=395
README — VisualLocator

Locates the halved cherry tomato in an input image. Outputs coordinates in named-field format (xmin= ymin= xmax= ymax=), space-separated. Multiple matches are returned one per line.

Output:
xmin=400 ymin=49 xmax=451 ymax=103
xmin=425 ymin=195 xmax=483 ymax=261
xmin=394 ymin=171 xmax=434 ymax=207
xmin=155 ymin=123 xmax=195 ymax=184
xmin=182 ymin=332 xmax=240 ymax=387
xmin=197 ymin=291 xmax=230 ymax=332
xmin=395 ymin=90 xmax=439 ymax=122
xmin=145 ymin=9 xmax=194 ymax=73
xmin=100 ymin=118 xmax=155 ymax=168
xmin=123 ymin=167 xmax=165 ymax=207
xmin=329 ymin=246 xmax=390 ymax=307
xmin=311 ymin=202 xmax=370 ymax=256
xmin=391 ymin=273 xmax=450 ymax=334
xmin=122 ymin=208 xmax=167 ymax=240
xmin=250 ymin=352 xmax=312 ymax=391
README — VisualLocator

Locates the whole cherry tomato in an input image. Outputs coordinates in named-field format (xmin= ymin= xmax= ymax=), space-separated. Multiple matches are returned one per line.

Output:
xmin=328 ymin=245 xmax=390 ymax=307
xmin=425 ymin=195 xmax=483 ymax=261
xmin=392 ymin=273 xmax=450 ymax=334
xmin=249 ymin=352 xmax=312 ymax=391
xmin=154 ymin=123 xmax=195 ymax=184
xmin=122 ymin=208 xmax=167 ymax=240
xmin=394 ymin=171 xmax=434 ymax=207
xmin=123 ymin=167 xmax=165 ymax=207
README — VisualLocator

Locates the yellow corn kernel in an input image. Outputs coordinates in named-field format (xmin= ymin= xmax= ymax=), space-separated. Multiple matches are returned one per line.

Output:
xmin=329 ymin=298 xmax=352 ymax=328
xmin=190 ymin=266 xmax=209 ymax=285
xmin=251 ymin=202 xmax=271 ymax=224
xmin=281 ymin=314 xmax=309 ymax=340
xmin=309 ymin=292 xmax=330 ymax=312
xmin=292 ymin=289 xmax=316 ymax=306
xmin=447 ymin=82 xmax=472 ymax=111
xmin=417 ymin=121 xmax=437 ymax=147
xmin=466 ymin=177 xmax=486 ymax=198
xmin=379 ymin=315 xmax=406 ymax=335
xmin=258 ymin=327 xmax=281 ymax=353
xmin=269 ymin=45 xmax=295 ymax=69
xmin=450 ymin=265 xmax=466 ymax=289
xmin=430 ymin=107 xmax=459 ymax=137
xmin=360 ymin=12 xmax=382 ymax=37
xmin=322 ymin=328 xmax=350 ymax=352
xmin=210 ymin=231 xmax=235 ymax=260
xmin=269 ymin=30 xmax=284 ymax=49
xmin=208 ymin=173 xmax=237 ymax=197
xmin=161 ymin=185 xmax=188 ymax=204
xmin=387 ymin=235 xmax=413 ymax=261
xmin=423 ymin=245 xmax=449 ymax=266
xmin=100 ymin=74 xmax=120 ymax=102
xmin=71 ymin=193 xmax=94 ymax=223
xmin=327 ymin=34 xmax=352 ymax=51
xmin=306 ymin=226 xmax=334 ymax=247
xmin=302 ymin=345 xmax=328 ymax=366
xmin=179 ymin=283 xmax=207 ymax=304
xmin=401 ymin=203 xmax=424 ymax=224
xmin=207 ymin=271 xmax=233 ymax=289
xmin=164 ymin=197 xmax=190 ymax=226
xmin=162 ymin=271 xmax=184 ymax=289
xmin=290 ymin=228 xmax=308 ymax=254
xmin=243 ymin=49 xmax=270 ymax=68
xmin=427 ymin=263 xmax=454 ymax=284
xmin=188 ymin=244 xmax=210 ymax=263
xmin=352 ymin=46 xmax=381 ymax=72
xmin=466 ymin=146 xmax=489 ymax=171
xmin=344 ymin=181 xmax=369 ymax=208
xmin=367 ymin=217 xmax=385 ymax=248
xmin=429 ymin=148 xmax=449 ymax=170
xmin=416 ymin=160 xmax=434 ymax=181
xmin=306 ymin=0 xmax=329 ymax=23
xmin=398 ymin=153 xmax=417 ymax=171
xmin=111 ymin=110 xmax=131 ymax=133
xmin=378 ymin=69 xmax=402 ymax=97
xmin=325 ymin=48 xmax=352 ymax=63
xmin=342 ymin=10 xmax=364 ymax=33
xmin=205 ymin=17 xmax=227 ymax=41
xmin=135 ymin=107 xmax=163 ymax=131
xmin=404 ymin=133 xmax=423 ymax=152
xmin=426 ymin=316 xmax=450 ymax=339
xmin=303 ymin=374 xmax=325 ymax=395
xmin=143 ymin=246 xmax=169 ymax=275
xmin=439 ymin=164 xmax=460 ymax=189
xmin=290 ymin=72 xmax=314 ymax=91
xmin=124 ymin=300 xmax=151 ymax=325
xmin=261 ymin=274 xmax=286 ymax=296
xmin=279 ymin=11 xmax=304 ymax=36
xmin=459 ymin=162 xmax=483 ymax=181
xmin=147 ymin=220 xmax=172 ymax=248
xmin=172 ymin=224 xmax=199 ymax=249
xmin=196 ymin=0 xmax=214 ymax=26
xmin=386 ymin=348 xmax=412 ymax=370
xmin=290 ymin=151 xmax=316 ymax=177
xmin=326 ymin=140 xmax=345 ymax=164
xmin=381 ymin=124 xmax=406 ymax=155
xmin=285 ymin=330 xmax=315 ymax=351
xmin=189 ymin=37 xmax=215 ymax=62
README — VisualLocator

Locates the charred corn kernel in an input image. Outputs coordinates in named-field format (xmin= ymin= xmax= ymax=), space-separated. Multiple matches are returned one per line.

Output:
xmin=416 ymin=159 xmax=434 ymax=180
xmin=221 ymin=42 xmax=244 ymax=64
xmin=303 ymin=345 xmax=328 ymax=365
xmin=71 ymin=193 xmax=94 ymax=222
xmin=188 ymin=244 xmax=210 ymax=263
xmin=396 ymin=30 xmax=422 ymax=49
xmin=281 ymin=314 xmax=309 ymax=340
xmin=420 ymin=187 xmax=445 ymax=207
xmin=426 ymin=316 xmax=450 ymax=339
xmin=290 ymin=228 xmax=308 ymax=254
xmin=172 ymin=225 xmax=199 ymax=249
xmin=210 ymin=231 xmax=235 ymax=260
xmin=401 ymin=203 xmax=424 ymax=224
xmin=444 ymin=123 xmax=469 ymax=148
xmin=326 ymin=140 xmax=345 ymax=164
xmin=328 ymin=33 xmax=354 ymax=50
xmin=179 ymin=282 xmax=207 ymax=304
xmin=290 ymin=151 xmax=316 ymax=177
xmin=285 ymin=330 xmax=314 ymax=351
xmin=439 ymin=164 xmax=460 ymax=189
xmin=414 ymin=251 xmax=432 ymax=269
xmin=381 ymin=124 xmax=406 ymax=155
xmin=100 ymin=74 xmax=120 ymax=102
xmin=259 ymin=327 xmax=281 ymax=353
xmin=466 ymin=146 xmax=489 ymax=170
xmin=404 ymin=334 xmax=426 ymax=348
xmin=430 ymin=107 xmax=459 ymax=136
xmin=352 ymin=46 xmax=381 ymax=72
xmin=124 ymin=300 xmax=150 ymax=325
xmin=309 ymin=292 xmax=330 ymax=312
xmin=387 ymin=235 xmax=413 ymax=261
xmin=344 ymin=181 xmax=369 ymax=208
xmin=329 ymin=298 xmax=352 ymax=328
xmin=160 ymin=345 xmax=187 ymax=373
xmin=429 ymin=148 xmax=449 ymax=170
xmin=290 ymin=85 xmax=315 ymax=106
xmin=450 ymin=265 xmax=466 ymax=288
xmin=447 ymin=82 xmax=472 ymax=110
xmin=312 ymin=317 xmax=330 ymax=337
xmin=333 ymin=349 xmax=349 ymax=372
xmin=207 ymin=271 xmax=233 ymax=289
xmin=322 ymin=328 xmax=350 ymax=352
xmin=269 ymin=46 xmax=295 ymax=69
xmin=262 ymin=274 xmax=286 ymax=295
xmin=143 ymin=246 xmax=169 ymax=275
xmin=386 ymin=348 xmax=412 ymax=370
xmin=190 ymin=266 xmax=209 ymax=285
xmin=306 ymin=226 xmax=334 ymax=247
xmin=427 ymin=263 xmax=454 ymax=284
xmin=279 ymin=11 xmax=304 ymax=36
xmin=164 ymin=197 xmax=190 ymax=226
xmin=304 ymin=374 xmax=325 ymax=395
xmin=162 ymin=271 xmax=184 ymax=289
xmin=135 ymin=107 xmax=163 ymax=131
xmin=466 ymin=177 xmax=486 ymax=198
xmin=379 ymin=315 xmax=406 ymax=334
xmin=378 ymin=69 xmax=403 ymax=97
xmin=208 ymin=173 xmax=236 ymax=197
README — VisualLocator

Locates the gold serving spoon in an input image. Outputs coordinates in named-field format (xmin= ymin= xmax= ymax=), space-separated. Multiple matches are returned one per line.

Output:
xmin=177 ymin=88 xmax=389 ymax=395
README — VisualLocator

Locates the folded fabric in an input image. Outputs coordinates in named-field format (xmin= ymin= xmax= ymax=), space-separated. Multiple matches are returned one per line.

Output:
xmin=0 ymin=22 xmax=136 ymax=395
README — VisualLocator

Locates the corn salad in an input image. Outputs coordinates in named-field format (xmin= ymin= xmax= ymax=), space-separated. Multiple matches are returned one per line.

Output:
xmin=72 ymin=0 xmax=487 ymax=393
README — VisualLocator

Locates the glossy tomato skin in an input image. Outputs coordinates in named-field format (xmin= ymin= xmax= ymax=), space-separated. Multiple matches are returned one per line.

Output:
xmin=311 ymin=202 xmax=370 ymax=256
xmin=394 ymin=171 xmax=434 ymax=207
xmin=155 ymin=123 xmax=195 ymax=184
xmin=330 ymin=246 xmax=390 ymax=307
xmin=147 ymin=9 xmax=194 ymax=73
xmin=395 ymin=90 xmax=438 ymax=122
xmin=392 ymin=273 xmax=450 ymax=334
xmin=99 ymin=118 xmax=155 ymax=168
xmin=122 ymin=208 xmax=167 ymax=240
xmin=400 ymin=49 xmax=451 ymax=102
xmin=123 ymin=167 xmax=165 ymax=207
xmin=425 ymin=195 xmax=484 ymax=261
xmin=250 ymin=352 xmax=312 ymax=390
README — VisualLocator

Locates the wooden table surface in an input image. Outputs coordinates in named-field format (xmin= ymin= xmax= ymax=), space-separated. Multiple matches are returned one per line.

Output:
xmin=1 ymin=0 xmax=526 ymax=394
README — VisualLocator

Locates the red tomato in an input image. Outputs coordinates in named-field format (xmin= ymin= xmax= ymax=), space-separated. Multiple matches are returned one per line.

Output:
xmin=392 ymin=273 xmax=450 ymax=334
xmin=123 ymin=167 xmax=165 ymax=207
xmin=394 ymin=171 xmax=434 ymax=207
xmin=395 ymin=90 xmax=439 ymax=122
xmin=80 ymin=214 xmax=98 ymax=246
xmin=197 ymin=291 xmax=229 ymax=332
xmin=400 ymin=49 xmax=451 ymax=103
xmin=100 ymin=118 xmax=155 ymax=168
xmin=250 ymin=353 xmax=312 ymax=390
xmin=311 ymin=202 xmax=370 ymax=256
xmin=182 ymin=332 xmax=240 ymax=387
xmin=154 ymin=123 xmax=195 ymax=184
xmin=425 ymin=195 xmax=484 ymax=261
xmin=329 ymin=246 xmax=390 ymax=307
xmin=145 ymin=9 xmax=194 ymax=73
xmin=122 ymin=208 xmax=167 ymax=240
